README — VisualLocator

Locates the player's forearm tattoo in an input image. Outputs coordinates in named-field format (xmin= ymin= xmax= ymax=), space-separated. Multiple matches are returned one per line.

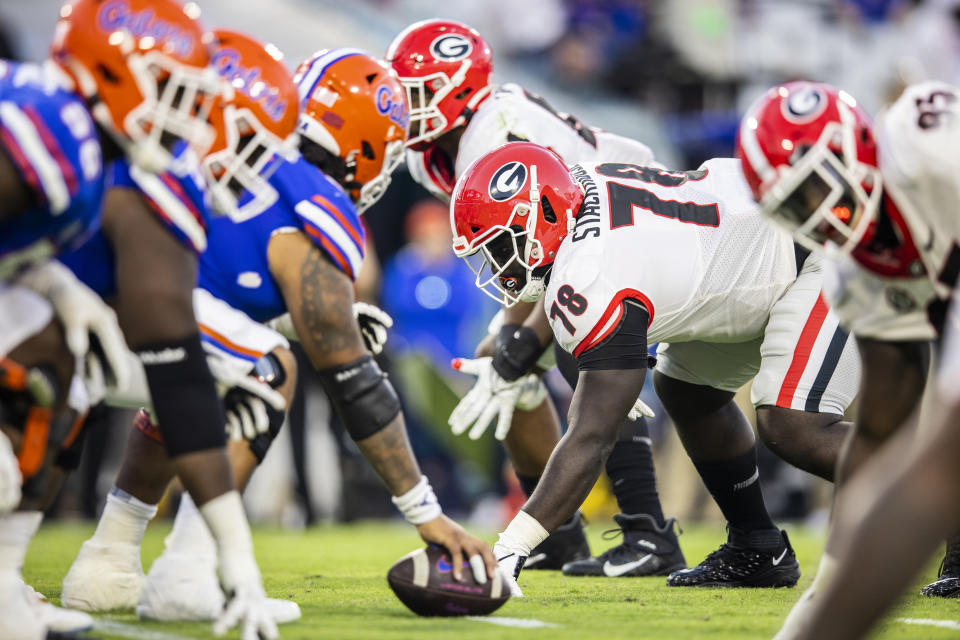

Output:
xmin=355 ymin=419 xmax=422 ymax=496
xmin=297 ymin=247 xmax=362 ymax=362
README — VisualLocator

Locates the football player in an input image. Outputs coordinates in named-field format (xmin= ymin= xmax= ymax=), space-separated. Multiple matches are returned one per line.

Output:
xmin=450 ymin=141 xmax=862 ymax=596
xmin=737 ymin=81 xmax=960 ymax=638
xmin=61 ymin=43 xmax=497 ymax=622
xmin=0 ymin=2 xmax=284 ymax=638
xmin=387 ymin=19 xmax=681 ymax=577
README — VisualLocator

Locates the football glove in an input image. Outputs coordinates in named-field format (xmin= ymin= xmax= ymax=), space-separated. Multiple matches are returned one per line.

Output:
xmin=449 ymin=357 xmax=546 ymax=441
xmin=204 ymin=351 xmax=287 ymax=442
xmin=492 ymin=539 xmax=525 ymax=598
xmin=627 ymin=396 xmax=656 ymax=420
xmin=213 ymin=577 xmax=278 ymax=640
xmin=16 ymin=260 xmax=130 ymax=399
xmin=264 ymin=302 xmax=394 ymax=355
xmin=354 ymin=302 xmax=393 ymax=355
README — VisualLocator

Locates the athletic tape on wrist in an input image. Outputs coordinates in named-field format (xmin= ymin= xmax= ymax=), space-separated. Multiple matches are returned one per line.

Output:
xmin=391 ymin=475 xmax=442 ymax=525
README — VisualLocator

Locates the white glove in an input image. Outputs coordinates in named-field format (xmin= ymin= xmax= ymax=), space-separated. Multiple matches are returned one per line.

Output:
xmin=627 ymin=396 xmax=656 ymax=420
xmin=0 ymin=431 xmax=22 ymax=514
xmin=450 ymin=357 xmax=541 ymax=440
xmin=223 ymin=389 xmax=272 ymax=442
xmin=16 ymin=260 xmax=130 ymax=396
xmin=205 ymin=351 xmax=287 ymax=414
xmin=213 ymin=582 xmax=278 ymax=640
xmin=492 ymin=540 xmax=525 ymax=598
xmin=354 ymin=302 xmax=393 ymax=355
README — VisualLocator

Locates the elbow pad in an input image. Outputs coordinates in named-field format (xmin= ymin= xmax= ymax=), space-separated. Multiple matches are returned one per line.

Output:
xmin=317 ymin=355 xmax=401 ymax=442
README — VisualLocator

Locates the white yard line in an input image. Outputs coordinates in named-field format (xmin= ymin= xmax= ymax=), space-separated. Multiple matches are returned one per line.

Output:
xmin=897 ymin=617 xmax=960 ymax=631
xmin=93 ymin=620 xmax=200 ymax=640
xmin=466 ymin=616 xmax=561 ymax=628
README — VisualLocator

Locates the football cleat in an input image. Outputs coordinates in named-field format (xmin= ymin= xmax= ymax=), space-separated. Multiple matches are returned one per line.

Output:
xmin=667 ymin=527 xmax=800 ymax=588
xmin=61 ymin=540 xmax=144 ymax=611
xmin=562 ymin=514 xmax=686 ymax=577
xmin=23 ymin=583 xmax=93 ymax=633
xmin=920 ymin=542 xmax=960 ymax=597
xmin=138 ymin=550 xmax=301 ymax=624
xmin=0 ymin=575 xmax=45 ymax=640
xmin=523 ymin=512 xmax=591 ymax=570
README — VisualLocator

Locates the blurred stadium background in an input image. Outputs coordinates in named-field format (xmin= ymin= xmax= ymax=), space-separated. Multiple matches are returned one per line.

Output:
xmin=0 ymin=0 xmax=954 ymax=532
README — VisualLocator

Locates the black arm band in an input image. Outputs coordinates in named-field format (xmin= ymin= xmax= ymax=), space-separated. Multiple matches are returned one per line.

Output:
xmin=492 ymin=324 xmax=548 ymax=381
xmin=577 ymin=300 xmax=651 ymax=371
xmin=139 ymin=333 xmax=227 ymax=457
xmin=317 ymin=355 xmax=401 ymax=442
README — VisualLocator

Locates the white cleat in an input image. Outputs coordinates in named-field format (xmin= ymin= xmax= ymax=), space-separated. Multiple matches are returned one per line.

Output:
xmin=61 ymin=540 xmax=145 ymax=611
xmin=0 ymin=577 xmax=46 ymax=640
xmin=138 ymin=550 xmax=301 ymax=624
xmin=138 ymin=551 xmax=224 ymax=621
xmin=24 ymin=583 xmax=94 ymax=633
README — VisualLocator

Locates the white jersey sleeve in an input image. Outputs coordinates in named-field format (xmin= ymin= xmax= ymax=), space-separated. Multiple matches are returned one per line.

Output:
xmin=456 ymin=84 xmax=658 ymax=175
xmin=877 ymin=82 xmax=960 ymax=298
xmin=822 ymin=248 xmax=938 ymax=342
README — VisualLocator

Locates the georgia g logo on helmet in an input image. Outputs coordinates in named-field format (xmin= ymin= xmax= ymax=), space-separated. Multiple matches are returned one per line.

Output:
xmin=782 ymin=85 xmax=828 ymax=124
xmin=489 ymin=161 xmax=527 ymax=202
xmin=430 ymin=34 xmax=472 ymax=61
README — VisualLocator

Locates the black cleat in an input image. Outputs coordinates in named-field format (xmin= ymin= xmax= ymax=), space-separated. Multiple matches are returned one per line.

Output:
xmin=523 ymin=512 xmax=591 ymax=570
xmin=921 ymin=541 xmax=960 ymax=597
xmin=667 ymin=527 xmax=800 ymax=588
xmin=562 ymin=513 xmax=685 ymax=577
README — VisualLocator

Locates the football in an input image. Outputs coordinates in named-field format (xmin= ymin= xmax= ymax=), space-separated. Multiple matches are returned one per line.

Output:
xmin=387 ymin=546 xmax=510 ymax=617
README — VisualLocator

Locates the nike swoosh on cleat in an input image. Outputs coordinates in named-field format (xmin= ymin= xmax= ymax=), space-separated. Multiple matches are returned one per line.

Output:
xmin=523 ymin=553 xmax=547 ymax=567
xmin=602 ymin=555 xmax=652 ymax=577
xmin=772 ymin=548 xmax=788 ymax=566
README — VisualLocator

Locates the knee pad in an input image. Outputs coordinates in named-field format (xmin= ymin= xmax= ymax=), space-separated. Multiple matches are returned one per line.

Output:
xmin=317 ymin=355 xmax=401 ymax=442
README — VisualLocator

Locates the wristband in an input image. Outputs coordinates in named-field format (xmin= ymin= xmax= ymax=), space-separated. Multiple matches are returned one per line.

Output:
xmin=391 ymin=475 xmax=442 ymax=525
xmin=493 ymin=324 xmax=546 ymax=381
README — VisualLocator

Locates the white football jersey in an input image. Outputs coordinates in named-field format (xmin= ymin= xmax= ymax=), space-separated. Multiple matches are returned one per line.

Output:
xmin=546 ymin=158 xmax=798 ymax=357
xmin=825 ymin=81 xmax=960 ymax=341
xmin=406 ymin=83 xmax=658 ymax=202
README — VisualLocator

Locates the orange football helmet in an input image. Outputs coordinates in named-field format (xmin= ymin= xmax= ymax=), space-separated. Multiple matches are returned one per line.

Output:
xmin=293 ymin=49 xmax=408 ymax=213
xmin=204 ymin=29 xmax=299 ymax=220
xmin=50 ymin=0 xmax=224 ymax=172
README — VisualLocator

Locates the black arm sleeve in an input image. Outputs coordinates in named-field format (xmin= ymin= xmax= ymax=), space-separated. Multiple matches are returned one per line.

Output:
xmin=576 ymin=299 xmax=650 ymax=371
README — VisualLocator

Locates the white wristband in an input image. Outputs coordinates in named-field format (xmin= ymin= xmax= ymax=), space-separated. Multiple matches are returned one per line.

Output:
xmin=391 ymin=475 xmax=442 ymax=525
xmin=498 ymin=510 xmax=549 ymax=555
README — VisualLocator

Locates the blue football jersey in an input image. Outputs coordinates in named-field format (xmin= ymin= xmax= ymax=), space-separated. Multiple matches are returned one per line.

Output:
xmin=0 ymin=60 xmax=104 ymax=281
xmin=198 ymin=154 xmax=365 ymax=323
xmin=62 ymin=151 xmax=212 ymax=299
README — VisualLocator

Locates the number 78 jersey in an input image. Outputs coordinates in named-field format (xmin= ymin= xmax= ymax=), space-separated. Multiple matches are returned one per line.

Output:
xmin=548 ymin=158 xmax=799 ymax=357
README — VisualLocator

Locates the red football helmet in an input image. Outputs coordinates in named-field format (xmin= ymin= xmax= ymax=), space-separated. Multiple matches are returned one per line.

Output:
xmin=737 ymin=81 xmax=881 ymax=253
xmin=51 ymin=0 xmax=225 ymax=172
xmin=294 ymin=49 xmax=408 ymax=213
xmin=386 ymin=19 xmax=492 ymax=150
xmin=451 ymin=141 xmax=583 ymax=306
xmin=204 ymin=29 xmax=299 ymax=220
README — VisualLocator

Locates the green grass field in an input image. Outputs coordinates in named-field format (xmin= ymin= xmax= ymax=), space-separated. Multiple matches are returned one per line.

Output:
xmin=23 ymin=520 xmax=960 ymax=640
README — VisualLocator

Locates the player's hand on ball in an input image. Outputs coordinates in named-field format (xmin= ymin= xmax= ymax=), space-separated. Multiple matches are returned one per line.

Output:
xmin=354 ymin=302 xmax=393 ymax=355
xmin=492 ymin=540 xmax=526 ymax=598
xmin=449 ymin=357 xmax=540 ymax=440
xmin=213 ymin=581 xmax=278 ymax=640
xmin=415 ymin=514 xmax=498 ymax=584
